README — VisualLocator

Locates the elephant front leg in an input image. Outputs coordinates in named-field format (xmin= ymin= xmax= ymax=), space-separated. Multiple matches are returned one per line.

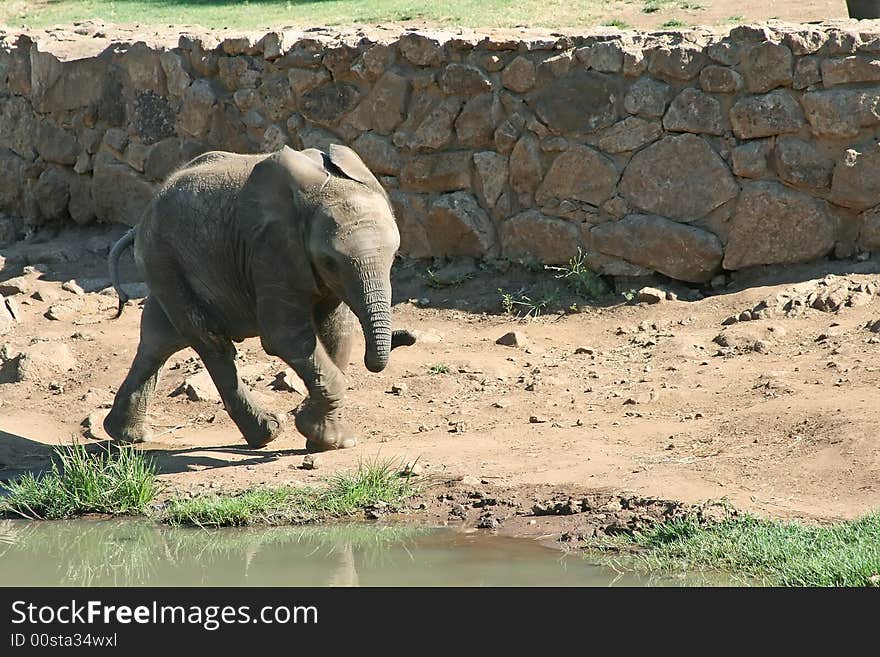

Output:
xmin=262 ymin=326 xmax=356 ymax=452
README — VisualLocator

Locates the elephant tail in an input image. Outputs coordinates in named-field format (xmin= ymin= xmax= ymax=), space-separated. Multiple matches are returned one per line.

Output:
xmin=108 ymin=228 xmax=136 ymax=319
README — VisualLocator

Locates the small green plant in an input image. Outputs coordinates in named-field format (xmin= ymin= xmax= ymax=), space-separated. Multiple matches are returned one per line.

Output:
xmin=602 ymin=19 xmax=631 ymax=29
xmin=642 ymin=0 xmax=676 ymax=13
xmin=545 ymin=249 xmax=610 ymax=300
xmin=1 ymin=443 xmax=157 ymax=519
xmin=163 ymin=459 xmax=417 ymax=527
xmin=660 ymin=19 xmax=687 ymax=28
xmin=498 ymin=288 xmax=561 ymax=319
xmin=622 ymin=289 xmax=637 ymax=302
xmin=726 ymin=14 xmax=744 ymax=22
xmin=427 ymin=363 xmax=450 ymax=375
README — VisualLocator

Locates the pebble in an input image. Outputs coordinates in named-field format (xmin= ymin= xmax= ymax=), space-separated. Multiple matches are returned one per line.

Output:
xmin=82 ymin=410 xmax=110 ymax=440
xmin=301 ymin=454 xmax=320 ymax=470
xmin=390 ymin=381 xmax=408 ymax=395
xmin=529 ymin=415 xmax=548 ymax=423
xmin=636 ymin=287 xmax=665 ymax=304
xmin=61 ymin=280 xmax=85 ymax=296
xmin=496 ymin=331 xmax=528 ymax=347
xmin=272 ymin=368 xmax=308 ymax=395
xmin=401 ymin=461 xmax=423 ymax=476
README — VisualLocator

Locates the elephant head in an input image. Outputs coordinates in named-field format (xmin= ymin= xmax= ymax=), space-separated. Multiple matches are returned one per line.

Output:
xmin=242 ymin=145 xmax=402 ymax=373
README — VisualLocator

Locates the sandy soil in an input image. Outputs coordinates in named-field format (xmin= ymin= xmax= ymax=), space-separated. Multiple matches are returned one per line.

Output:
xmin=1 ymin=225 xmax=879 ymax=530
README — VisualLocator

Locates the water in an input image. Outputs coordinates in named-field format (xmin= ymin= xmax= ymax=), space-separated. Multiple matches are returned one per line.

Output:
xmin=0 ymin=519 xmax=719 ymax=587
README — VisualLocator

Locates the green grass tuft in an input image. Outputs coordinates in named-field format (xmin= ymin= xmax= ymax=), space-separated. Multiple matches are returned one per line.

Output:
xmin=0 ymin=443 xmax=157 ymax=519
xmin=546 ymin=249 xmax=610 ymax=300
xmin=427 ymin=363 xmax=450 ymax=375
xmin=618 ymin=512 xmax=880 ymax=587
xmin=163 ymin=459 xmax=416 ymax=527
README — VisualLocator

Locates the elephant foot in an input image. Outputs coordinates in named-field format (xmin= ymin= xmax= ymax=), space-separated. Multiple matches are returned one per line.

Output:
xmin=240 ymin=412 xmax=283 ymax=449
xmin=103 ymin=411 xmax=151 ymax=444
xmin=295 ymin=399 xmax=357 ymax=452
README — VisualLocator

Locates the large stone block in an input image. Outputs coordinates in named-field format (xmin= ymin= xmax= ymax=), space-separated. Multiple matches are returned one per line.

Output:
xmin=0 ymin=148 xmax=26 ymax=216
xmin=30 ymin=50 xmax=107 ymax=112
xmin=739 ymin=42 xmax=793 ymax=93
xmin=439 ymin=63 xmax=493 ymax=95
xmin=359 ymin=70 xmax=409 ymax=135
xmin=618 ymin=134 xmax=738 ymax=221
xmin=400 ymin=152 xmax=472 ymax=193
xmin=699 ymin=65 xmax=744 ymax=93
xmin=509 ymin=134 xmax=543 ymax=194
xmin=300 ymin=82 xmax=361 ymax=126
xmin=179 ymin=79 xmax=217 ymax=137
xmin=590 ymin=213 xmax=723 ymax=283
xmin=730 ymin=90 xmax=804 ymax=139
xmin=159 ymin=51 xmax=192 ymax=97
xmin=535 ymin=145 xmax=619 ymax=206
xmin=723 ymin=181 xmax=836 ymax=269
xmin=773 ymin=137 xmax=833 ymax=189
xmin=399 ymin=33 xmax=446 ymax=67
xmin=473 ymin=151 xmax=509 ymax=208
xmin=831 ymin=142 xmax=880 ymax=211
xmin=859 ymin=207 xmax=880 ymax=251
xmin=122 ymin=42 xmax=168 ymax=96
xmin=388 ymin=191 xmax=432 ymax=258
xmin=527 ymin=70 xmax=623 ymax=136
xmin=500 ymin=210 xmax=580 ymax=264
xmin=732 ymin=139 xmax=772 ymax=178
xmin=663 ymin=88 xmax=724 ymax=135
xmin=0 ymin=95 xmax=37 ymax=159
xmin=33 ymin=167 xmax=70 ymax=221
xmin=92 ymin=152 xmax=155 ymax=225
xmin=501 ymin=56 xmax=536 ymax=93
xmin=455 ymin=93 xmax=500 ymax=147
xmin=648 ymin=44 xmax=707 ymax=81
xmin=426 ymin=192 xmax=496 ymax=257
xmin=595 ymin=116 xmax=662 ymax=153
xmin=395 ymin=95 xmax=462 ymax=151
xmin=802 ymin=89 xmax=880 ymax=138
xmin=624 ymin=76 xmax=671 ymax=118
xmin=35 ymin=120 xmax=78 ymax=165
xmin=351 ymin=133 xmax=401 ymax=176
xmin=821 ymin=55 xmax=880 ymax=87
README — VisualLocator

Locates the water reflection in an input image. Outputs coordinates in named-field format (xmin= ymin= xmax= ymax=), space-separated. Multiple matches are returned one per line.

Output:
xmin=0 ymin=519 xmax=726 ymax=587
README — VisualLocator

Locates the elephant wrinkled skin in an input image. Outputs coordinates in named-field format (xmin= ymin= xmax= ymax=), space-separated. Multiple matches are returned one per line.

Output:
xmin=103 ymin=145 xmax=416 ymax=452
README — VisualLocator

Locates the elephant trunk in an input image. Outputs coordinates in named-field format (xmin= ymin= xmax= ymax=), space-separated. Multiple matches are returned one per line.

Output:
xmin=349 ymin=258 xmax=392 ymax=373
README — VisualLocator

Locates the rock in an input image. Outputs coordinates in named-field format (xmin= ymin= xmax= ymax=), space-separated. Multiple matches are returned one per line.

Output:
xmin=272 ymin=368 xmax=308 ymax=396
xmin=351 ymin=133 xmax=400 ymax=176
xmin=802 ymin=89 xmax=880 ymax=138
xmin=61 ymin=280 xmax=85 ymax=296
xmin=501 ymin=55 xmax=536 ymax=93
xmin=477 ymin=513 xmax=499 ymax=529
xmin=399 ymin=33 xmax=446 ymax=67
xmin=0 ymin=341 xmax=76 ymax=384
xmin=739 ymin=42 xmax=793 ymax=92
xmin=473 ymin=151 xmax=508 ymax=207
xmin=732 ymin=139 xmax=772 ymax=178
xmin=699 ymin=65 xmax=744 ymax=93
xmin=360 ymin=70 xmax=409 ymax=135
xmin=34 ymin=168 xmax=70 ymax=221
xmin=662 ymin=88 xmax=724 ymax=136
xmin=496 ymin=331 xmax=528 ymax=347
xmin=394 ymin=94 xmax=462 ymax=151
xmin=400 ymin=152 xmax=472 ymax=193
xmin=91 ymin=152 xmax=155 ymax=226
xmin=618 ymin=134 xmax=738 ymax=221
xmin=821 ymin=55 xmax=880 ymax=87
xmin=623 ymin=76 xmax=670 ymax=118
xmin=455 ymin=94 xmax=499 ymax=148
xmin=82 ymin=410 xmax=110 ymax=440
xmin=0 ymin=276 xmax=31 ymax=297
xmin=388 ymin=191 xmax=432 ymax=258
xmin=45 ymin=300 xmax=82 ymax=321
xmin=439 ymin=63 xmax=492 ymax=95
xmin=859 ymin=207 xmax=880 ymax=251
xmin=527 ymin=70 xmax=622 ymax=136
xmin=390 ymin=381 xmax=407 ymax=395
xmin=426 ymin=192 xmax=495 ymax=258
xmin=536 ymin=145 xmax=618 ymax=206
xmin=176 ymin=370 xmax=221 ymax=403
xmin=730 ymin=90 xmax=805 ymax=138
xmin=773 ymin=137 xmax=833 ymax=189
xmin=179 ymin=79 xmax=217 ymax=138
xmin=529 ymin=415 xmax=548 ymax=423
xmin=287 ymin=67 xmax=330 ymax=95
xmin=595 ymin=117 xmax=662 ymax=153
xmin=4 ymin=297 xmax=20 ymax=322
xmin=408 ymin=329 xmax=442 ymax=344
xmin=831 ymin=143 xmax=880 ymax=211
xmin=636 ymin=287 xmax=666 ymax=304
xmin=300 ymin=82 xmax=361 ymax=126
xmin=723 ymin=181 xmax=836 ymax=269
xmin=590 ymin=214 xmax=723 ymax=283
xmin=301 ymin=454 xmax=320 ymax=470
xmin=501 ymin=210 xmax=580 ymax=264
xmin=648 ymin=44 xmax=707 ymax=80
xmin=586 ymin=42 xmax=624 ymax=73
xmin=159 ymin=51 xmax=191 ymax=97
xmin=793 ymin=57 xmax=822 ymax=89
xmin=32 ymin=289 xmax=60 ymax=303
xmin=508 ymin=134 xmax=543 ymax=194
xmin=36 ymin=120 xmax=78 ymax=165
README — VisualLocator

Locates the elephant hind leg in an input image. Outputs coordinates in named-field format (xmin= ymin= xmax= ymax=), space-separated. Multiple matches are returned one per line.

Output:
xmin=104 ymin=296 xmax=187 ymax=444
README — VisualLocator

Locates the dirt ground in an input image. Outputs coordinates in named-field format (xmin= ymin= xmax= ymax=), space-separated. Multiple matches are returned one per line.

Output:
xmin=2 ymin=224 xmax=879 ymax=534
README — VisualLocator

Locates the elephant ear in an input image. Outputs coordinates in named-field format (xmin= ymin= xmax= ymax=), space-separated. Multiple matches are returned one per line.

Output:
xmin=325 ymin=144 xmax=386 ymax=196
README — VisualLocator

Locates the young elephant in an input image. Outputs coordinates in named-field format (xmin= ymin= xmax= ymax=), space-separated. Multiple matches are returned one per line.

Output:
xmin=104 ymin=145 xmax=416 ymax=452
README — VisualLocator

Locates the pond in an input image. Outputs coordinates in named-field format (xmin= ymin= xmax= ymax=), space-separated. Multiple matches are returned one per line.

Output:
xmin=0 ymin=519 xmax=724 ymax=587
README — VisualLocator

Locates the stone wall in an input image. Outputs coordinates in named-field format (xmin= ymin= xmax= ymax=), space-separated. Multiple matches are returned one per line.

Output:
xmin=3 ymin=21 xmax=880 ymax=283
